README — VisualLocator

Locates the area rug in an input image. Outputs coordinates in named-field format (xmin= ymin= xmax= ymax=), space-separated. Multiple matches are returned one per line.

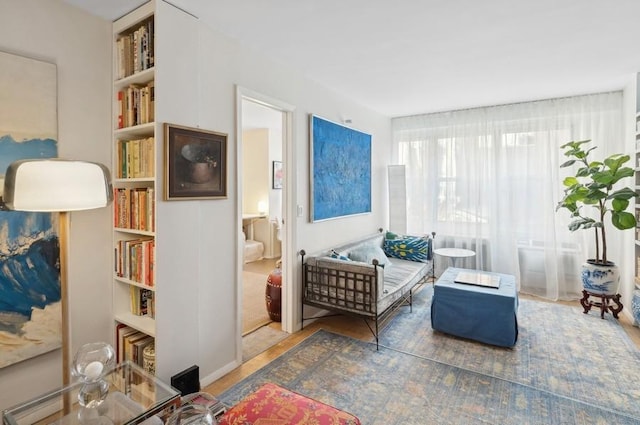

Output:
xmin=219 ymin=288 xmax=640 ymax=424
xmin=378 ymin=285 xmax=640 ymax=420
xmin=242 ymin=325 xmax=289 ymax=362
xmin=242 ymin=271 xmax=271 ymax=334
xmin=219 ymin=330 xmax=638 ymax=424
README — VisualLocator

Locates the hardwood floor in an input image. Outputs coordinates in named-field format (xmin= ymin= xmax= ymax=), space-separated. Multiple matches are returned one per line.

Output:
xmin=202 ymin=291 xmax=640 ymax=396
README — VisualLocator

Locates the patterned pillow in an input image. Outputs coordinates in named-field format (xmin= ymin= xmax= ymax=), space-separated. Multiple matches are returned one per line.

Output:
xmin=348 ymin=245 xmax=391 ymax=268
xmin=329 ymin=249 xmax=351 ymax=261
xmin=383 ymin=234 xmax=432 ymax=262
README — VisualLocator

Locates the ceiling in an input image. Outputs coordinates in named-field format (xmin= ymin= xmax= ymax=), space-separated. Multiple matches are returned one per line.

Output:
xmin=63 ymin=0 xmax=640 ymax=118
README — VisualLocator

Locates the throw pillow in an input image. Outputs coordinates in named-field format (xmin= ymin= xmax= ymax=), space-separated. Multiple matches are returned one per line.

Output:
xmin=348 ymin=245 xmax=390 ymax=268
xmin=383 ymin=234 xmax=432 ymax=262
xmin=329 ymin=249 xmax=351 ymax=261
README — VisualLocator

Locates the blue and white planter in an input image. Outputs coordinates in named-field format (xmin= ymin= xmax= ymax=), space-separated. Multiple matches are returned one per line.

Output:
xmin=581 ymin=261 xmax=620 ymax=295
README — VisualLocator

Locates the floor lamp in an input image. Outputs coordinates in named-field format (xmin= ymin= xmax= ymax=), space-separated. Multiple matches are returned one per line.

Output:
xmin=3 ymin=159 xmax=112 ymax=410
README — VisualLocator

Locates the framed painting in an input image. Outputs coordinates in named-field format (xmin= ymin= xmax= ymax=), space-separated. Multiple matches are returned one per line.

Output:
xmin=164 ymin=123 xmax=227 ymax=200
xmin=0 ymin=51 xmax=59 ymax=368
xmin=310 ymin=115 xmax=372 ymax=222
xmin=272 ymin=161 xmax=283 ymax=189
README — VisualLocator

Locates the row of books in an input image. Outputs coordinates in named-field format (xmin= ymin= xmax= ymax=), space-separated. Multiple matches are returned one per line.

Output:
xmin=115 ymin=17 xmax=154 ymax=80
xmin=130 ymin=286 xmax=154 ymax=317
xmin=114 ymin=187 xmax=155 ymax=232
xmin=117 ymin=81 xmax=155 ymax=129
xmin=117 ymin=137 xmax=155 ymax=179
xmin=116 ymin=323 xmax=155 ymax=366
xmin=115 ymin=238 xmax=155 ymax=286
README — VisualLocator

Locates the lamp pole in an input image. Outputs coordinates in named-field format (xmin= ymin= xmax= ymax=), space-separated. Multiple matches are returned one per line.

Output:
xmin=60 ymin=211 xmax=71 ymax=413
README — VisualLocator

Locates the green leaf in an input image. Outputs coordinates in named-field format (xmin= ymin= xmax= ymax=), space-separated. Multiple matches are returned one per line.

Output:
xmin=611 ymin=198 xmax=629 ymax=212
xmin=562 ymin=176 xmax=579 ymax=187
xmin=611 ymin=211 xmax=636 ymax=230
xmin=608 ymin=187 xmax=638 ymax=200
xmin=568 ymin=217 xmax=595 ymax=231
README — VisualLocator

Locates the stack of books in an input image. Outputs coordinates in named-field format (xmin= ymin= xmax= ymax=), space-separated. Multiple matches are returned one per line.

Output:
xmin=180 ymin=392 xmax=227 ymax=421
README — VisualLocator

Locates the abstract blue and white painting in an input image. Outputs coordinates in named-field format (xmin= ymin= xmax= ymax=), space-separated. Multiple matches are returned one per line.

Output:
xmin=310 ymin=115 xmax=371 ymax=222
xmin=0 ymin=51 xmax=59 ymax=368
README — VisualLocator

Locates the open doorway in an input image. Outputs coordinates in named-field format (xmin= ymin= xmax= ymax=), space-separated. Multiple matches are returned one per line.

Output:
xmin=240 ymin=99 xmax=283 ymax=335
xmin=237 ymin=91 xmax=294 ymax=362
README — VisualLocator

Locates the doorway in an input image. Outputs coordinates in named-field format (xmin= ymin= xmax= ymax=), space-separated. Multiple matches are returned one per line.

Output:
xmin=236 ymin=88 xmax=294 ymax=362
xmin=240 ymin=100 xmax=282 ymax=335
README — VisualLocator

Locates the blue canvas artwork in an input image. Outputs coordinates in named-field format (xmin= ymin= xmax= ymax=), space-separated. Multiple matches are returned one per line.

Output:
xmin=0 ymin=51 xmax=59 ymax=368
xmin=310 ymin=115 xmax=371 ymax=222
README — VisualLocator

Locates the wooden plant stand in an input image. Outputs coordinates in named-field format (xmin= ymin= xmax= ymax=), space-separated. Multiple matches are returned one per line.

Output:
xmin=580 ymin=290 xmax=623 ymax=319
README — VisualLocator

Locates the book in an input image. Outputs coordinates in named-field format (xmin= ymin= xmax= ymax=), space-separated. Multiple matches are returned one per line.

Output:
xmin=123 ymin=331 xmax=147 ymax=363
xmin=454 ymin=271 xmax=500 ymax=288
xmin=116 ymin=325 xmax=139 ymax=362
xmin=180 ymin=392 xmax=227 ymax=420
xmin=132 ymin=335 xmax=154 ymax=366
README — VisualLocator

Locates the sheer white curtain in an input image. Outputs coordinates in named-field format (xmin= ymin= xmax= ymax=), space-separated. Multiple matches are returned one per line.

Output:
xmin=392 ymin=92 xmax=624 ymax=300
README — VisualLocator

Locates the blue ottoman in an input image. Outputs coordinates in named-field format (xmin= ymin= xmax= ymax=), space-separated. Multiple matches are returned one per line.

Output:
xmin=431 ymin=267 xmax=518 ymax=347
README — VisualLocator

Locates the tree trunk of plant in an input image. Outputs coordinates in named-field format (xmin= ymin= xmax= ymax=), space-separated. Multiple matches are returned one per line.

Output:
xmin=600 ymin=200 xmax=607 ymax=264
xmin=601 ymin=225 xmax=607 ymax=264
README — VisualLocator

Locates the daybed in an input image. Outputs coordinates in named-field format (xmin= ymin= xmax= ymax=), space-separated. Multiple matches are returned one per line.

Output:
xmin=300 ymin=229 xmax=433 ymax=348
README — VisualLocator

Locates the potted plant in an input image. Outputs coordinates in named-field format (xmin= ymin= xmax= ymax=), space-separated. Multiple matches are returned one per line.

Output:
xmin=557 ymin=140 xmax=637 ymax=295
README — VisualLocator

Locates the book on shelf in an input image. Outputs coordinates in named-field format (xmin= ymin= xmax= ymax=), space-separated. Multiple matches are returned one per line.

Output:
xmin=116 ymin=324 xmax=140 ymax=363
xmin=132 ymin=335 xmax=154 ymax=365
xmin=116 ymin=81 xmax=154 ymax=129
xmin=113 ymin=187 xmax=155 ymax=231
xmin=130 ymin=286 xmax=154 ymax=317
xmin=115 ymin=324 xmax=155 ymax=369
xmin=115 ymin=238 xmax=155 ymax=286
xmin=116 ymin=137 xmax=155 ymax=179
xmin=147 ymin=80 xmax=155 ymax=121
xmin=116 ymin=17 xmax=154 ymax=80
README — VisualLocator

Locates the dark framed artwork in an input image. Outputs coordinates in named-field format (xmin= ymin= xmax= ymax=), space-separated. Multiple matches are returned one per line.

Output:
xmin=0 ymin=51 xmax=60 ymax=368
xmin=310 ymin=114 xmax=372 ymax=222
xmin=164 ymin=123 xmax=227 ymax=200
xmin=272 ymin=161 xmax=283 ymax=189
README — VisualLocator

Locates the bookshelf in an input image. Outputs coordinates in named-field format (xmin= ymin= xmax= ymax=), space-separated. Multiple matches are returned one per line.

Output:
xmin=111 ymin=0 xmax=201 ymax=383
xmin=112 ymin=1 xmax=157 ymax=368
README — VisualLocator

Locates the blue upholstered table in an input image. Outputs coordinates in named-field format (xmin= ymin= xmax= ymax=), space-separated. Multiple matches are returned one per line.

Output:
xmin=431 ymin=267 xmax=519 ymax=347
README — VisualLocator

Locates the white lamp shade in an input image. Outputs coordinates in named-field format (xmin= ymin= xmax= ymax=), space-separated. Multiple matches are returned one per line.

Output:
xmin=3 ymin=159 xmax=113 ymax=212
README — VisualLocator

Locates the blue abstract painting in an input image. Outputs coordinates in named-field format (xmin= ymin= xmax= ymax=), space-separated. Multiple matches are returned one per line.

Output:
xmin=0 ymin=51 xmax=59 ymax=368
xmin=310 ymin=115 xmax=371 ymax=222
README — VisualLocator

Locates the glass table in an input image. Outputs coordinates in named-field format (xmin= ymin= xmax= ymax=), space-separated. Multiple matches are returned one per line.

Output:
xmin=3 ymin=361 xmax=180 ymax=425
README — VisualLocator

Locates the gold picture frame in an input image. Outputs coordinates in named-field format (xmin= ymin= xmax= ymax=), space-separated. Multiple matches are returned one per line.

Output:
xmin=164 ymin=123 xmax=227 ymax=200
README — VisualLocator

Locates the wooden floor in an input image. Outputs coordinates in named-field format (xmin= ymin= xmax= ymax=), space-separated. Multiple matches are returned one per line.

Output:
xmin=202 ymin=292 xmax=640 ymax=396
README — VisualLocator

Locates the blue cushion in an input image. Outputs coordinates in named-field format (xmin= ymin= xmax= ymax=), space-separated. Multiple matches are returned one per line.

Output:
xmin=383 ymin=234 xmax=432 ymax=262
xmin=348 ymin=245 xmax=390 ymax=268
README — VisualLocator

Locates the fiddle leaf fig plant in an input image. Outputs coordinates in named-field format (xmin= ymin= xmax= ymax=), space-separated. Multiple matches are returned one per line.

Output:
xmin=557 ymin=140 xmax=637 ymax=265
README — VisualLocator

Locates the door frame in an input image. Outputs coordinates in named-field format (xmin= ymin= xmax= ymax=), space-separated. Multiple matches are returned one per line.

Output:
xmin=235 ymin=86 xmax=296 ymax=363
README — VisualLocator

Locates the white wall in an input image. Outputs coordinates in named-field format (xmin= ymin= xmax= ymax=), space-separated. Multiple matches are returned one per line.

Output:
xmin=0 ymin=0 xmax=391 ymax=405
xmin=0 ymin=0 xmax=112 ymax=410
xmin=193 ymin=20 xmax=391 ymax=384
xmin=242 ymin=128 xmax=270 ymax=215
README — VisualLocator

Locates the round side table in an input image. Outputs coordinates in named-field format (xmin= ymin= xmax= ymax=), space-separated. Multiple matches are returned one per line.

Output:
xmin=434 ymin=248 xmax=476 ymax=268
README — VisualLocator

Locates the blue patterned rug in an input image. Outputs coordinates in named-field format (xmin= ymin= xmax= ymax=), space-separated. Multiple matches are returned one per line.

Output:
xmin=219 ymin=287 xmax=640 ymax=424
